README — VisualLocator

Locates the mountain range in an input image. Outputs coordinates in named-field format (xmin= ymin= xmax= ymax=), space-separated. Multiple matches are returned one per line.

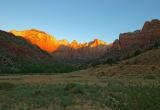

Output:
xmin=10 ymin=29 xmax=108 ymax=52
xmin=0 ymin=19 xmax=160 ymax=73
xmin=10 ymin=29 xmax=109 ymax=61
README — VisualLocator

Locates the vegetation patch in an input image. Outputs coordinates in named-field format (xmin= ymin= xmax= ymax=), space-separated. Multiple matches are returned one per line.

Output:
xmin=0 ymin=82 xmax=159 ymax=110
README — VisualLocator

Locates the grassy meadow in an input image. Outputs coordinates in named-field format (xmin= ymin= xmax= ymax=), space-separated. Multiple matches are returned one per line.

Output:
xmin=0 ymin=72 xmax=160 ymax=110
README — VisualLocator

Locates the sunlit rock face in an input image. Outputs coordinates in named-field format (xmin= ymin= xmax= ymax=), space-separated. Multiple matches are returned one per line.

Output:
xmin=89 ymin=39 xmax=107 ymax=47
xmin=70 ymin=40 xmax=80 ymax=49
xmin=10 ymin=29 xmax=58 ymax=52
xmin=10 ymin=29 xmax=109 ymax=61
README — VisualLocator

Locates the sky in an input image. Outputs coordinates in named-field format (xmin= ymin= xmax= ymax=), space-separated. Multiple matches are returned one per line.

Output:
xmin=0 ymin=0 xmax=160 ymax=43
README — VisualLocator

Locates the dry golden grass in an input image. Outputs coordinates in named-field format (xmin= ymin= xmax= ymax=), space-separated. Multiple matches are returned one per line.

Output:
xmin=122 ymin=48 xmax=160 ymax=65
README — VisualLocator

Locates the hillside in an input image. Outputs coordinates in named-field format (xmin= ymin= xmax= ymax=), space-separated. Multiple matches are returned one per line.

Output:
xmin=122 ymin=48 xmax=160 ymax=65
xmin=80 ymin=48 xmax=160 ymax=77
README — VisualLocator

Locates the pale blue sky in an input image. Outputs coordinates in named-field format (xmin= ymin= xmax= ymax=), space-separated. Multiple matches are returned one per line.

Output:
xmin=0 ymin=0 xmax=160 ymax=43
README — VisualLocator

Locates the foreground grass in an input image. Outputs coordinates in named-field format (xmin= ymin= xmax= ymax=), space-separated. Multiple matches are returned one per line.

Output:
xmin=0 ymin=81 xmax=160 ymax=110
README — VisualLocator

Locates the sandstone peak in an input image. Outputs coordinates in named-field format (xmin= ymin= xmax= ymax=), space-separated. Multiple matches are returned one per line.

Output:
xmin=89 ymin=39 xmax=107 ymax=47
xmin=58 ymin=39 xmax=69 ymax=46
xmin=70 ymin=40 xmax=79 ymax=49
xmin=142 ymin=19 xmax=160 ymax=32
xmin=71 ymin=40 xmax=78 ymax=44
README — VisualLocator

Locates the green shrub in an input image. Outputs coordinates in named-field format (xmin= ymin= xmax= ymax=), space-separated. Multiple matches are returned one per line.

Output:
xmin=0 ymin=82 xmax=15 ymax=91
xmin=60 ymin=96 xmax=73 ymax=110
xmin=104 ymin=58 xmax=116 ymax=65
xmin=134 ymin=49 xmax=141 ymax=56
xmin=143 ymin=75 xmax=156 ymax=79
xmin=1 ymin=83 xmax=160 ymax=110
xmin=153 ymin=39 xmax=160 ymax=49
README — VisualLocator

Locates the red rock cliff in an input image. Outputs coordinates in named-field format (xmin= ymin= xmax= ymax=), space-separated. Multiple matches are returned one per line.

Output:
xmin=112 ymin=19 xmax=160 ymax=51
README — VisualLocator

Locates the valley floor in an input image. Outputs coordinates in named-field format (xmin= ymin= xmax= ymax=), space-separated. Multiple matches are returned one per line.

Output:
xmin=0 ymin=68 xmax=160 ymax=86
xmin=0 ymin=68 xmax=160 ymax=110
